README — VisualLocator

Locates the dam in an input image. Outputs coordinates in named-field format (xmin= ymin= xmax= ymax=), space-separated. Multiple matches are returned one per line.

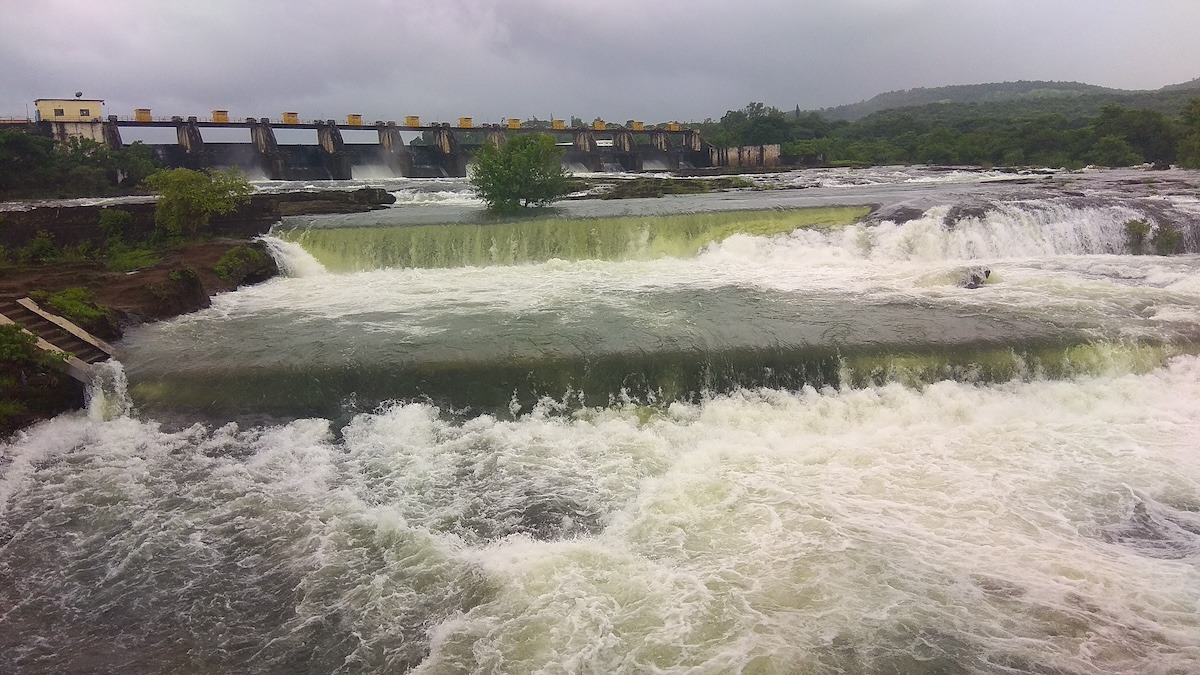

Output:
xmin=43 ymin=114 xmax=716 ymax=180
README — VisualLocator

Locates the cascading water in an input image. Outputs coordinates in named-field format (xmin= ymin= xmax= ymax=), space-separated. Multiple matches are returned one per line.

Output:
xmin=111 ymin=197 xmax=1200 ymax=420
xmin=3 ymin=167 xmax=1200 ymax=674
xmin=261 ymin=235 xmax=329 ymax=277
xmin=273 ymin=206 xmax=872 ymax=271
xmin=85 ymin=359 xmax=131 ymax=421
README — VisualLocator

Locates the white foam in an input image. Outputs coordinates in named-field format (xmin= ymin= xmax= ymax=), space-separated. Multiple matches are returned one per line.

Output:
xmin=404 ymin=358 xmax=1200 ymax=672
xmin=5 ymin=356 xmax=1200 ymax=671
xmin=261 ymin=235 xmax=328 ymax=277
xmin=86 ymin=360 xmax=131 ymax=421
xmin=389 ymin=189 xmax=483 ymax=206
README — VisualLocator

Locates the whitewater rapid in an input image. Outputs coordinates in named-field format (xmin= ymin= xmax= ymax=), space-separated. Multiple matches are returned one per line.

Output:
xmin=3 ymin=167 xmax=1200 ymax=673
xmin=3 ymin=357 xmax=1199 ymax=672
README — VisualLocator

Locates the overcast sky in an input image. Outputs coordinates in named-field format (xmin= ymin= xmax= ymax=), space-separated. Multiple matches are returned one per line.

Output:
xmin=4 ymin=0 xmax=1200 ymax=124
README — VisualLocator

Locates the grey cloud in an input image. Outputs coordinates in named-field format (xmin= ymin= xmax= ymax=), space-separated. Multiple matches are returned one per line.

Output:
xmin=3 ymin=0 xmax=1199 ymax=123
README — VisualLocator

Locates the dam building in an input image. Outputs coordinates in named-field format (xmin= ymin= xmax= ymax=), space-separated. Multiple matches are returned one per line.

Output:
xmin=33 ymin=97 xmax=111 ymax=144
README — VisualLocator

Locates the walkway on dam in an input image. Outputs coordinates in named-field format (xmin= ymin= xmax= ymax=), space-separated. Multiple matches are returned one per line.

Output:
xmin=0 ymin=297 xmax=118 ymax=383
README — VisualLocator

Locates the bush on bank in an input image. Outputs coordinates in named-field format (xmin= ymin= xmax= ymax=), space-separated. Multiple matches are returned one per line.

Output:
xmin=142 ymin=168 xmax=253 ymax=237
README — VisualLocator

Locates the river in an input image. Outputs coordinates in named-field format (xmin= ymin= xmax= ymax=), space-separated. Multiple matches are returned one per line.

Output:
xmin=3 ymin=166 xmax=1200 ymax=673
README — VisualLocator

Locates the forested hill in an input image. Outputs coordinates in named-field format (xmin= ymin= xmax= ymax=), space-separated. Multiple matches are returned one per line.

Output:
xmin=819 ymin=79 xmax=1200 ymax=121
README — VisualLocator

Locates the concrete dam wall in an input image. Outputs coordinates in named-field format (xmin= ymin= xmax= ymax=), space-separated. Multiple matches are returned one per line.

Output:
xmin=64 ymin=118 xmax=718 ymax=180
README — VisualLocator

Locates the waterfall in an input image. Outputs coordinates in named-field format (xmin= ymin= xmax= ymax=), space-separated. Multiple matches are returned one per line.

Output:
xmin=274 ymin=206 xmax=871 ymax=271
xmin=260 ymin=235 xmax=329 ymax=277
xmin=86 ymin=359 xmax=131 ymax=421
xmin=861 ymin=202 xmax=1142 ymax=259
xmin=272 ymin=198 xmax=1197 ymax=274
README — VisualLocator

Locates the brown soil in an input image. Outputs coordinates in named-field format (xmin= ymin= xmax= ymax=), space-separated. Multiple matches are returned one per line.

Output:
xmin=1 ymin=239 xmax=278 ymax=437
xmin=1 ymin=239 xmax=277 ymax=334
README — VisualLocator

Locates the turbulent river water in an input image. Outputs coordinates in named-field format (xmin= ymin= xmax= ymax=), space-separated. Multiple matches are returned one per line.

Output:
xmin=3 ymin=167 xmax=1200 ymax=674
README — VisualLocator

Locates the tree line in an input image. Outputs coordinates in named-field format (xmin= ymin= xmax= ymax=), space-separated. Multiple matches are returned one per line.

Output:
xmin=0 ymin=133 xmax=159 ymax=199
xmin=696 ymin=99 xmax=1200 ymax=169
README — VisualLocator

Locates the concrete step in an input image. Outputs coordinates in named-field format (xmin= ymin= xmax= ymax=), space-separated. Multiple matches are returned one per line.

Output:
xmin=0 ymin=297 xmax=117 ymax=371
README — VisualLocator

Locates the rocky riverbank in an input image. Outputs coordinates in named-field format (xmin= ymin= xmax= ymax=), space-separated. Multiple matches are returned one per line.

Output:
xmin=0 ymin=188 xmax=401 ymax=437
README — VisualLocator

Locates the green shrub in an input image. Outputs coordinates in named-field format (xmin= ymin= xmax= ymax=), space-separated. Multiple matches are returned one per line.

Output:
xmin=57 ymin=242 xmax=94 ymax=262
xmin=142 ymin=168 xmax=252 ymax=237
xmin=0 ymin=324 xmax=38 ymax=362
xmin=19 ymin=230 xmax=58 ymax=263
xmin=1152 ymin=223 xmax=1181 ymax=255
xmin=0 ymin=324 xmax=66 ymax=369
xmin=213 ymin=245 xmax=270 ymax=280
xmin=99 ymin=208 xmax=133 ymax=243
xmin=169 ymin=265 xmax=199 ymax=283
xmin=147 ymin=265 xmax=201 ymax=300
xmin=1124 ymin=219 xmax=1152 ymax=253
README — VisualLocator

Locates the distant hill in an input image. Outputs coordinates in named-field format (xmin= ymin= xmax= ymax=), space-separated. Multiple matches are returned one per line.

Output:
xmin=818 ymin=78 xmax=1200 ymax=121
xmin=1159 ymin=76 xmax=1200 ymax=92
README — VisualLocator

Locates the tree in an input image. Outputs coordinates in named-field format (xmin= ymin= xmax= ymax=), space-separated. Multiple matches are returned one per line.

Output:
xmin=0 ymin=131 xmax=58 ymax=196
xmin=113 ymin=142 xmax=158 ymax=188
xmin=1176 ymin=98 xmax=1200 ymax=168
xmin=469 ymin=134 xmax=571 ymax=213
xmin=1087 ymin=135 xmax=1142 ymax=167
xmin=0 ymin=132 xmax=161 ymax=198
xmin=1090 ymin=104 xmax=1178 ymax=165
xmin=142 ymin=168 xmax=252 ymax=237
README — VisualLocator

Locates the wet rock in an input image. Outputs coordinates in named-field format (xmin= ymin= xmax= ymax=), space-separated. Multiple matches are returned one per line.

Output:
xmin=869 ymin=205 xmax=926 ymax=225
xmin=944 ymin=203 xmax=990 ymax=229
xmin=275 ymin=187 xmax=397 ymax=215
xmin=960 ymin=266 xmax=991 ymax=289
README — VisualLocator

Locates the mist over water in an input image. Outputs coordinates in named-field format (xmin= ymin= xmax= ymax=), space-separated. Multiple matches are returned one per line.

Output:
xmin=3 ymin=167 xmax=1200 ymax=673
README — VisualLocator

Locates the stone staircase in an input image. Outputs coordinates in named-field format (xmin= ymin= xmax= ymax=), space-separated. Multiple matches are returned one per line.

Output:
xmin=0 ymin=296 xmax=119 ymax=383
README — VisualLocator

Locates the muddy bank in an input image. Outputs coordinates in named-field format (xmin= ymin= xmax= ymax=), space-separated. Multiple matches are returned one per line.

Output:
xmin=1 ymin=238 xmax=280 ymax=437
xmin=1 ymin=239 xmax=279 ymax=332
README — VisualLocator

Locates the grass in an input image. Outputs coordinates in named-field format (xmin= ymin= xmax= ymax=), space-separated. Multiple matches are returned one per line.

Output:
xmin=30 ymin=287 xmax=108 ymax=328
xmin=0 ymin=399 xmax=27 ymax=425
xmin=105 ymin=246 xmax=163 ymax=272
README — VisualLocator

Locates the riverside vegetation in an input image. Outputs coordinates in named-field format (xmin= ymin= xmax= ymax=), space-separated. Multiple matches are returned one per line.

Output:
xmin=697 ymin=97 xmax=1200 ymax=169
xmin=0 ymin=134 xmax=157 ymax=199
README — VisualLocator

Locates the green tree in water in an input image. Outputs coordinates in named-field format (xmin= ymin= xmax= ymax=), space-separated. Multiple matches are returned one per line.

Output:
xmin=470 ymin=133 xmax=571 ymax=213
xmin=142 ymin=168 xmax=252 ymax=237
